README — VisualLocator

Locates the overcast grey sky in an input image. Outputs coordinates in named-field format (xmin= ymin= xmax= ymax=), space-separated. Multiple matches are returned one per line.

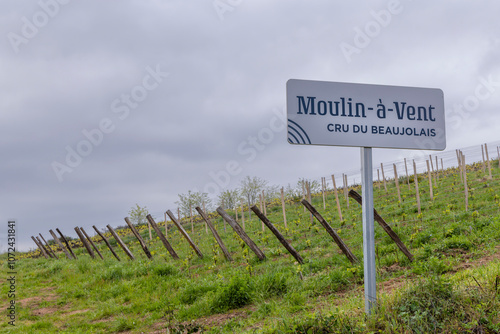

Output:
xmin=1 ymin=1 xmax=500 ymax=252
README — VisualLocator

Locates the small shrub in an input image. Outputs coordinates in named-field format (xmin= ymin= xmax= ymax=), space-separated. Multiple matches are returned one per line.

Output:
xmin=210 ymin=275 xmax=252 ymax=313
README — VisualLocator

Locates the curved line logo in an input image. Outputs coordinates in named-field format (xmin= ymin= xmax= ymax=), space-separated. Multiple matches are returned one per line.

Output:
xmin=287 ymin=119 xmax=311 ymax=144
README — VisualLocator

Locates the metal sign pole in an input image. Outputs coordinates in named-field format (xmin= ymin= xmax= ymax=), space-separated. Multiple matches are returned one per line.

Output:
xmin=361 ymin=147 xmax=376 ymax=314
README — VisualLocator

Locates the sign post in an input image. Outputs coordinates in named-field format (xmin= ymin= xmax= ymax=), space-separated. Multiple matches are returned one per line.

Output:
xmin=286 ymin=79 xmax=445 ymax=314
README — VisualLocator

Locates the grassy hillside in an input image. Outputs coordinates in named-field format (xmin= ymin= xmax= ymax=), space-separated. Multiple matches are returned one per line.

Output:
xmin=1 ymin=157 xmax=500 ymax=333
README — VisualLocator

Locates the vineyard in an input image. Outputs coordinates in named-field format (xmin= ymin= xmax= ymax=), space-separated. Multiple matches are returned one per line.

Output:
xmin=1 ymin=144 xmax=500 ymax=333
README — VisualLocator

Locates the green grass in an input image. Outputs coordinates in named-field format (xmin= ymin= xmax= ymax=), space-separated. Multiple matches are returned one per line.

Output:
xmin=1 ymin=159 xmax=500 ymax=333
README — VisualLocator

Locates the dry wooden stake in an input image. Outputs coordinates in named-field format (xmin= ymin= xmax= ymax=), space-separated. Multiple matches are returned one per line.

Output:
xmin=217 ymin=206 xmax=266 ymax=261
xmin=457 ymin=150 xmax=463 ymax=183
xmin=381 ymin=163 xmax=388 ymax=192
xmin=393 ymin=163 xmax=401 ymax=203
xmin=146 ymin=215 xmax=179 ymax=259
xmin=37 ymin=236 xmax=55 ymax=258
xmin=39 ymin=233 xmax=58 ymax=259
xmin=481 ymin=144 xmax=486 ymax=173
xmin=74 ymin=227 xmax=95 ymax=259
xmin=190 ymin=204 xmax=194 ymax=233
xmin=343 ymin=174 xmax=349 ymax=208
xmin=307 ymin=180 xmax=313 ymax=224
xmin=426 ymin=160 xmax=434 ymax=201
xmin=251 ymin=205 xmax=304 ymax=264
xmin=435 ymin=155 xmax=440 ymax=181
xmin=107 ymin=224 xmax=135 ymax=260
xmin=413 ymin=160 xmax=421 ymax=215
xmin=262 ymin=190 xmax=267 ymax=216
xmin=462 ymin=153 xmax=469 ymax=211
xmin=203 ymin=201 xmax=208 ymax=233
xmin=93 ymin=225 xmax=121 ymax=261
xmin=485 ymin=143 xmax=492 ymax=179
xmin=322 ymin=177 xmax=326 ymax=210
xmin=259 ymin=193 xmax=265 ymax=232
xmin=56 ymin=228 xmax=77 ymax=259
xmin=377 ymin=169 xmax=381 ymax=189
xmin=405 ymin=158 xmax=410 ymax=189
xmin=49 ymin=229 xmax=72 ymax=259
xmin=241 ymin=199 xmax=245 ymax=231
xmin=331 ymin=174 xmax=343 ymax=221
xmin=280 ymin=187 xmax=287 ymax=230
xmin=80 ymin=227 xmax=104 ymax=260
xmin=441 ymin=158 xmax=444 ymax=172
xmin=31 ymin=236 xmax=49 ymax=259
xmin=301 ymin=199 xmax=358 ymax=264
xmin=349 ymin=190 xmax=414 ymax=262
xmin=125 ymin=217 xmax=152 ymax=259
xmin=196 ymin=206 xmax=232 ymax=262
xmin=167 ymin=210 xmax=204 ymax=258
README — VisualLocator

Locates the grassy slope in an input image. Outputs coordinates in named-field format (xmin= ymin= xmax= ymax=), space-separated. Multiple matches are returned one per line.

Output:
xmin=1 ymin=160 xmax=500 ymax=333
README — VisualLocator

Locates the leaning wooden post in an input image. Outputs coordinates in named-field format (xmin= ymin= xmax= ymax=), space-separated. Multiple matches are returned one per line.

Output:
xmin=31 ymin=236 xmax=49 ymax=259
xmin=462 ymin=153 xmax=469 ymax=211
xmin=413 ymin=160 xmax=421 ymax=215
xmin=331 ymin=174 xmax=343 ymax=221
xmin=393 ymin=164 xmax=401 ymax=203
xmin=280 ymin=187 xmax=288 ymax=230
xmin=106 ymin=225 xmax=135 ymax=260
xmin=146 ymin=215 xmax=179 ymax=259
xmin=37 ymin=236 xmax=54 ymax=258
xmin=93 ymin=225 xmax=121 ymax=261
xmin=39 ymin=233 xmax=58 ymax=259
xmin=485 ymin=143 xmax=492 ymax=179
xmin=426 ymin=160 xmax=434 ymax=201
xmin=166 ymin=210 xmax=203 ymax=258
xmin=80 ymin=227 xmax=104 ymax=260
xmin=74 ymin=227 xmax=95 ymax=259
xmin=349 ymin=190 xmax=413 ymax=261
xmin=124 ymin=217 xmax=152 ymax=259
xmin=380 ymin=163 xmax=388 ymax=192
xmin=259 ymin=194 xmax=265 ymax=231
xmin=435 ymin=155 xmax=440 ymax=181
xmin=196 ymin=206 xmax=232 ymax=261
xmin=251 ymin=205 xmax=304 ymax=264
xmin=56 ymin=228 xmax=77 ymax=259
xmin=497 ymin=146 xmax=500 ymax=169
xmin=404 ymin=158 xmax=410 ymax=190
xmin=49 ymin=229 xmax=72 ymax=259
xmin=301 ymin=199 xmax=358 ymax=264
xmin=481 ymin=144 xmax=486 ymax=173
xmin=217 ymin=206 xmax=266 ymax=261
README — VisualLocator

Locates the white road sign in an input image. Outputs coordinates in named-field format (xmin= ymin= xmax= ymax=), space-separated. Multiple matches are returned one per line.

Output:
xmin=287 ymin=79 xmax=446 ymax=150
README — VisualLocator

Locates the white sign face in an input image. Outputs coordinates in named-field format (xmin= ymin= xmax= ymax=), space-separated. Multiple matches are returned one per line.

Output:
xmin=287 ymin=79 xmax=446 ymax=150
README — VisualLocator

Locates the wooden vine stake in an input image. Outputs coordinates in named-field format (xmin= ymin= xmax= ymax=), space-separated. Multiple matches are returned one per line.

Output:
xmin=426 ymin=160 xmax=433 ymax=201
xmin=349 ymin=190 xmax=413 ymax=262
xmin=301 ymin=199 xmax=358 ymax=264
xmin=56 ymin=228 xmax=77 ymax=259
xmin=80 ymin=227 xmax=104 ymax=260
xmin=241 ymin=199 xmax=245 ymax=231
xmin=146 ymin=215 xmax=179 ymax=259
xmin=93 ymin=225 xmax=121 ymax=261
xmin=166 ymin=210 xmax=203 ymax=258
xmin=393 ymin=164 xmax=401 ymax=203
xmin=37 ymin=236 xmax=55 ymax=259
xmin=413 ymin=160 xmax=421 ymax=215
xmin=485 ymin=143 xmax=492 ymax=179
xmin=107 ymin=224 xmax=135 ymax=260
xmin=124 ymin=217 xmax=152 ymax=259
xmin=404 ymin=158 xmax=410 ymax=189
xmin=456 ymin=149 xmax=463 ymax=183
xmin=331 ymin=174 xmax=343 ymax=221
xmin=377 ymin=169 xmax=381 ymax=189
xmin=31 ymin=236 xmax=49 ymax=259
xmin=462 ymin=153 xmax=469 ymax=211
xmin=380 ymin=163 xmax=388 ymax=192
xmin=307 ymin=180 xmax=313 ymax=224
xmin=251 ymin=205 xmax=304 ymax=264
xmin=481 ymin=144 xmax=486 ymax=173
xmin=39 ymin=233 xmax=58 ymax=259
xmin=321 ymin=177 xmax=326 ymax=209
xmin=217 ymin=206 xmax=266 ymax=261
xmin=280 ymin=187 xmax=287 ymax=230
xmin=196 ymin=206 xmax=232 ymax=262
xmin=74 ymin=227 xmax=95 ymax=259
